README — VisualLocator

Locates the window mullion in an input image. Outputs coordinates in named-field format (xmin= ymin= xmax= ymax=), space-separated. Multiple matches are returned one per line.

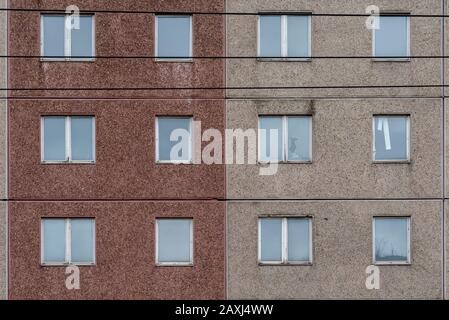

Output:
xmin=189 ymin=117 xmax=193 ymax=162
xmin=65 ymin=219 xmax=71 ymax=264
xmin=92 ymin=117 xmax=96 ymax=162
xmin=282 ymin=218 xmax=288 ymax=263
xmin=65 ymin=15 xmax=71 ymax=58
xmin=281 ymin=16 xmax=288 ymax=57
xmin=65 ymin=117 xmax=71 ymax=161
xmin=189 ymin=16 xmax=193 ymax=58
xmin=189 ymin=220 xmax=194 ymax=264
xmin=283 ymin=116 xmax=288 ymax=162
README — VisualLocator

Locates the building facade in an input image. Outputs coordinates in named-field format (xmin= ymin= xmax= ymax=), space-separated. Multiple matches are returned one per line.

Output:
xmin=7 ymin=0 xmax=226 ymax=299
xmin=226 ymin=0 xmax=446 ymax=299
xmin=1 ymin=0 xmax=449 ymax=300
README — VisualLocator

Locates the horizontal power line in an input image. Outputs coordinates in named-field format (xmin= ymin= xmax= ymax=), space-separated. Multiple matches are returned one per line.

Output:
xmin=5 ymin=197 xmax=449 ymax=202
xmin=1 ymin=84 xmax=449 ymax=91
xmin=2 ymin=55 xmax=449 ymax=59
xmin=0 ymin=96 xmax=445 ymax=101
xmin=1 ymin=7 xmax=449 ymax=18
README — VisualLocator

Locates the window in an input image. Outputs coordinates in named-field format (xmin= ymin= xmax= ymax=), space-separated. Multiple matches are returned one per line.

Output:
xmin=258 ymin=116 xmax=312 ymax=162
xmin=155 ymin=16 xmax=192 ymax=60
xmin=258 ymin=14 xmax=311 ymax=59
xmin=373 ymin=116 xmax=410 ymax=162
xmin=41 ymin=14 xmax=95 ymax=60
xmin=373 ymin=15 xmax=410 ymax=60
xmin=41 ymin=218 xmax=95 ymax=265
xmin=156 ymin=117 xmax=193 ymax=163
xmin=41 ymin=116 xmax=95 ymax=163
xmin=258 ymin=217 xmax=312 ymax=264
xmin=156 ymin=219 xmax=193 ymax=266
xmin=373 ymin=217 xmax=410 ymax=264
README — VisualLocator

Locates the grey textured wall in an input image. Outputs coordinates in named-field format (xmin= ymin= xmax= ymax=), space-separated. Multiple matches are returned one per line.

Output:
xmin=226 ymin=98 xmax=441 ymax=199
xmin=227 ymin=201 xmax=442 ymax=299
xmin=226 ymin=0 xmax=442 ymax=98
xmin=226 ymin=0 xmax=446 ymax=300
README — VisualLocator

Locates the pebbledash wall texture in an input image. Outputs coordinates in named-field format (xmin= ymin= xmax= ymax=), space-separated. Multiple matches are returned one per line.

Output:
xmin=1 ymin=0 xmax=449 ymax=300
xmin=7 ymin=0 xmax=226 ymax=299
xmin=0 ymin=0 xmax=7 ymax=301
xmin=226 ymin=0 xmax=447 ymax=300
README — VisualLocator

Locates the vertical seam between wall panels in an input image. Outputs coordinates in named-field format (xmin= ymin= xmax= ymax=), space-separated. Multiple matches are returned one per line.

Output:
xmin=224 ymin=0 xmax=228 ymax=301
xmin=442 ymin=0 xmax=446 ymax=300
xmin=5 ymin=0 xmax=8 ymax=300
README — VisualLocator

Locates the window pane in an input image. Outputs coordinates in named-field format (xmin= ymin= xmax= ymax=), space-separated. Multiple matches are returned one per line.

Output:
xmin=374 ymin=116 xmax=408 ymax=161
xmin=375 ymin=16 xmax=409 ymax=57
xmin=260 ymin=218 xmax=282 ymax=261
xmin=259 ymin=117 xmax=283 ymax=162
xmin=157 ymin=219 xmax=192 ymax=263
xmin=71 ymin=117 xmax=94 ymax=161
xmin=43 ymin=15 xmax=65 ymax=57
xmin=287 ymin=16 xmax=309 ymax=57
xmin=71 ymin=16 xmax=93 ymax=57
xmin=157 ymin=117 xmax=191 ymax=162
xmin=43 ymin=117 xmax=66 ymax=161
xmin=157 ymin=16 xmax=191 ymax=58
xmin=259 ymin=16 xmax=281 ymax=57
xmin=375 ymin=217 xmax=409 ymax=262
xmin=71 ymin=219 xmax=94 ymax=263
xmin=287 ymin=117 xmax=311 ymax=161
xmin=43 ymin=219 xmax=66 ymax=263
xmin=287 ymin=219 xmax=310 ymax=262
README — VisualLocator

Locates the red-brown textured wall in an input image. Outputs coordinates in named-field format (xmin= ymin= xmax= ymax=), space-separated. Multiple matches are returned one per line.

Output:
xmin=9 ymin=0 xmax=225 ymax=99
xmin=9 ymin=201 xmax=226 ymax=300
xmin=8 ymin=0 xmax=226 ymax=300
xmin=9 ymin=99 xmax=225 ymax=200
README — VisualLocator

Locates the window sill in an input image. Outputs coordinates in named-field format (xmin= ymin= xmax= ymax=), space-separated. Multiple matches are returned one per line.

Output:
xmin=258 ymin=161 xmax=312 ymax=165
xmin=156 ymin=161 xmax=193 ymax=165
xmin=155 ymin=263 xmax=194 ymax=267
xmin=258 ymin=262 xmax=313 ymax=266
xmin=372 ymin=160 xmax=411 ymax=164
xmin=155 ymin=58 xmax=193 ymax=63
xmin=41 ymin=161 xmax=96 ymax=165
xmin=374 ymin=261 xmax=411 ymax=266
xmin=257 ymin=58 xmax=312 ymax=62
xmin=372 ymin=58 xmax=411 ymax=62
xmin=41 ymin=263 xmax=96 ymax=267
xmin=41 ymin=58 xmax=96 ymax=63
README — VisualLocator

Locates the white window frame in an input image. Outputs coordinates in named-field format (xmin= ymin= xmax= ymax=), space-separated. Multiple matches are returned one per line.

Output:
xmin=372 ymin=216 xmax=411 ymax=265
xmin=372 ymin=14 xmax=411 ymax=61
xmin=155 ymin=116 xmax=193 ymax=164
xmin=155 ymin=218 xmax=194 ymax=266
xmin=372 ymin=115 xmax=410 ymax=163
xmin=258 ymin=115 xmax=313 ymax=163
xmin=155 ymin=15 xmax=193 ymax=62
xmin=41 ymin=116 xmax=96 ymax=164
xmin=258 ymin=217 xmax=313 ymax=265
xmin=41 ymin=218 xmax=96 ymax=266
xmin=257 ymin=13 xmax=312 ymax=61
xmin=41 ymin=14 xmax=96 ymax=61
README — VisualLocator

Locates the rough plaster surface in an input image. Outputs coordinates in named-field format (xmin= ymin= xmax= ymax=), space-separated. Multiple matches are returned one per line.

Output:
xmin=0 ymin=203 xmax=6 ymax=300
xmin=9 ymin=0 xmax=225 ymax=99
xmin=446 ymin=200 xmax=449 ymax=300
xmin=9 ymin=201 xmax=225 ymax=300
xmin=0 ymin=0 xmax=7 ymax=300
xmin=227 ymin=201 xmax=442 ymax=299
xmin=7 ymin=0 xmax=227 ymax=300
xmin=226 ymin=0 xmax=442 ymax=98
xmin=9 ymin=99 xmax=225 ymax=200
xmin=226 ymin=98 xmax=441 ymax=199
